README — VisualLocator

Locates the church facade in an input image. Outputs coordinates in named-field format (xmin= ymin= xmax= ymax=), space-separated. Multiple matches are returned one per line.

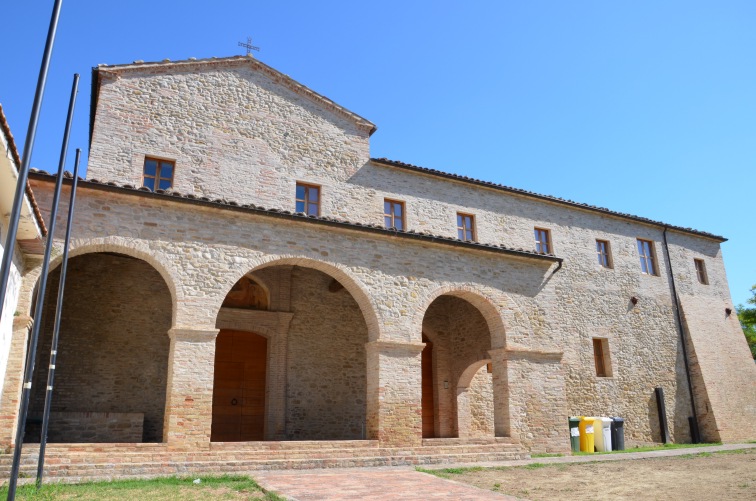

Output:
xmin=2 ymin=56 xmax=754 ymax=463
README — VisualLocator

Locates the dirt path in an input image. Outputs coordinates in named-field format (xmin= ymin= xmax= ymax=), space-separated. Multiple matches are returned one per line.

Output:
xmin=448 ymin=449 xmax=756 ymax=501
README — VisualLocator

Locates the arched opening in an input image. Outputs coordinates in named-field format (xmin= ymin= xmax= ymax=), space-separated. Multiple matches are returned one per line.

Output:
xmin=212 ymin=264 xmax=369 ymax=441
xmin=421 ymin=293 xmax=496 ymax=439
xmin=212 ymin=275 xmax=269 ymax=442
xmin=26 ymin=252 xmax=172 ymax=443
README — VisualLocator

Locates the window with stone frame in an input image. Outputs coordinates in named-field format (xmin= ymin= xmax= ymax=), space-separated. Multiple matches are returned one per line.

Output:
xmin=534 ymin=228 xmax=552 ymax=254
xmin=456 ymin=213 xmax=476 ymax=241
xmin=384 ymin=199 xmax=405 ymax=230
xmin=295 ymin=182 xmax=321 ymax=216
xmin=596 ymin=239 xmax=612 ymax=268
xmin=142 ymin=157 xmax=174 ymax=191
xmin=592 ymin=338 xmax=611 ymax=377
xmin=694 ymin=258 xmax=709 ymax=285
xmin=637 ymin=238 xmax=658 ymax=275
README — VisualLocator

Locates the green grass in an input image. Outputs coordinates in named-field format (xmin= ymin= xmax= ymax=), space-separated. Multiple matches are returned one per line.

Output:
xmin=571 ymin=442 xmax=722 ymax=456
xmin=531 ymin=452 xmax=564 ymax=458
xmin=0 ymin=474 xmax=284 ymax=500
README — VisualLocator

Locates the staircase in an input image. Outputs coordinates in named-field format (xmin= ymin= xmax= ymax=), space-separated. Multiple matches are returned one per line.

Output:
xmin=0 ymin=438 xmax=528 ymax=483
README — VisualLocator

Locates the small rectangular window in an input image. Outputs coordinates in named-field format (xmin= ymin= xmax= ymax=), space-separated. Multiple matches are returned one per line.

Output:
xmin=694 ymin=259 xmax=708 ymax=285
xmin=295 ymin=182 xmax=320 ymax=216
xmin=457 ymin=213 xmax=476 ymax=241
xmin=637 ymin=239 xmax=658 ymax=275
xmin=142 ymin=157 xmax=174 ymax=191
xmin=534 ymin=228 xmax=551 ymax=254
xmin=384 ymin=199 xmax=405 ymax=230
xmin=596 ymin=239 xmax=612 ymax=268
xmin=592 ymin=338 xmax=611 ymax=377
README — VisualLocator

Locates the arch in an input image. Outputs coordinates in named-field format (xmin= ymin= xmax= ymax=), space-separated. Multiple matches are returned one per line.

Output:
xmin=458 ymin=359 xmax=492 ymax=390
xmin=214 ymin=255 xmax=382 ymax=342
xmin=45 ymin=237 xmax=179 ymax=325
xmin=28 ymin=251 xmax=173 ymax=443
xmin=413 ymin=283 xmax=535 ymax=349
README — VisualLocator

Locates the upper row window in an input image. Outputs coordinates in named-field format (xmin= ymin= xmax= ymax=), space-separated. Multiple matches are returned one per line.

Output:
xmin=637 ymin=239 xmax=658 ymax=276
xmin=142 ymin=157 xmax=174 ymax=191
xmin=535 ymin=228 xmax=551 ymax=254
xmin=457 ymin=213 xmax=476 ymax=241
xmin=296 ymin=183 xmax=320 ymax=216
xmin=384 ymin=199 xmax=405 ymax=230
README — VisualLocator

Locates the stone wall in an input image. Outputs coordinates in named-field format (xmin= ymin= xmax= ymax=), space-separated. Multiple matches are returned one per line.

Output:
xmin=24 ymin=177 xmax=754 ymax=450
xmin=467 ymin=367 xmax=494 ymax=438
xmin=28 ymin=253 xmax=171 ymax=443
xmin=284 ymin=266 xmax=368 ymax=440
xmin=25 ymin=412 xmax=144 ymax=443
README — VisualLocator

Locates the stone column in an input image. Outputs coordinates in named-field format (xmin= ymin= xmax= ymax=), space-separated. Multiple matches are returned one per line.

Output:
xmin=489 ymin=348 xmax=512 ymax=439
xmin=265 ymin=313 xmax=292 ymax=440
xmin=0 ymin=316 xmax=32 ymax=450
xmin=163 ymin=327 xmax=218 ymax=449
xmin=365 ymin=339 xmax=425 ymax=447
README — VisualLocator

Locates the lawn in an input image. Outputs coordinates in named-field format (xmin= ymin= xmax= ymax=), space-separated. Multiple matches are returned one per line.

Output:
xmin=0 ymin=475 xmax=283 ymax=500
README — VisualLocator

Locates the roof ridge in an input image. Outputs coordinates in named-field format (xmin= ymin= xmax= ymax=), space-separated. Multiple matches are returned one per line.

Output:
xmin=371 ymin=157 xmax=725 ymax=242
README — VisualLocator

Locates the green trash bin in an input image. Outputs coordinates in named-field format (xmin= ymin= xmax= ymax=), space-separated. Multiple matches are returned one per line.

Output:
xmin=568 ymin=417 xmax=581 ymax=452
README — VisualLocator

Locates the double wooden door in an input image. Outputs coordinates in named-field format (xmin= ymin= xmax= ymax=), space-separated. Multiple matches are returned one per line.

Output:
xmin=211 ymin=329 xmax=267 ymax=442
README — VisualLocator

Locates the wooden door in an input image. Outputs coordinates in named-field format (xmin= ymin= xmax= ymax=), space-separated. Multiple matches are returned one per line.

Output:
xmin=421 ymin=336 xmax=435 ymax=438
xmin=211 ymin=330 xmax=267 ymax=442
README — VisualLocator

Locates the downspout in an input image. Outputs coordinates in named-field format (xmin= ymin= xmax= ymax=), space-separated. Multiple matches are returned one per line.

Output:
xmin=661 ymin=226 xmax=700 ymax=443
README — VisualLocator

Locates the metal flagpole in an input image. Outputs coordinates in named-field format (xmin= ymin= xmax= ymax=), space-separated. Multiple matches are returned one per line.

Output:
xmin=0 ymin=0 xmax=63 ymax=328
xmin=7 ymin=72 xmax=78 ymax=501
xmin=36 ymin=148 xmax=81 ymax=488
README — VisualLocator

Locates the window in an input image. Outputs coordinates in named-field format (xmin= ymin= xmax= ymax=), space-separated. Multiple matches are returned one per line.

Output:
xmin=637 ymin=239 xmax=657 ymax=275
xmin=592 ymin=338 xmax=611 ymax=377
xmin=694 ymin=259 xmax=708 ymax=285
xmin=384 ymin=199 xmax=405 ymax=230
xmin=534 ymin=228 xmax=551 ymax=254
xmin=295 ymin=183 xmax=320 ymax=216
xmin=142 ymin=157 xmax=174 ymax=191
xmin=596 ymin=239 xmax=612 ymax=268
xmin=456 ymin=213 xmax=476 ymax=241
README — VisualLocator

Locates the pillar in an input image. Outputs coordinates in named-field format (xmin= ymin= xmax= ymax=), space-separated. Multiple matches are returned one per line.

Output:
xmin=490 ymin=346 xmax=568 ymax=453
xmin=163 ymin=327 xmax=218 ymax=448
xmin=0 ymin=316 xmax=32 ymax=450
xmin=366 ymin=339 xmax=425 ymax=446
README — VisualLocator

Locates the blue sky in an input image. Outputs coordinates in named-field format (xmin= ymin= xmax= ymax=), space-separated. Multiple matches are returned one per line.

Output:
xmin=2 ymin=1 xmax=753 ymax=306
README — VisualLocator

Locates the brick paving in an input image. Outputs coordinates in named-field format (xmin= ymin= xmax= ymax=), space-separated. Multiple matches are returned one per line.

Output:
xmin=255 ymin=469 xmax=519 ymax=500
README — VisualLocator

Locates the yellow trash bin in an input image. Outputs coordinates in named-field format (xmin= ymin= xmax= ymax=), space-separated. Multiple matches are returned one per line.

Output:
xmin=579 ymin=416 xmax=597 ymax=452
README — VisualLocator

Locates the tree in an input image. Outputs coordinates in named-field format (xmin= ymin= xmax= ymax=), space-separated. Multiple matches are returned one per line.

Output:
xmin=736 ymin=285 xmax=756 ymax=360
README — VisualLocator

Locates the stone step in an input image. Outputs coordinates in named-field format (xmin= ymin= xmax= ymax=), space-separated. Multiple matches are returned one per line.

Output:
xmin=1 ymin=450 xmax=528 ymax=482
xmin=8 ymin=442 xmax=523 ymax=461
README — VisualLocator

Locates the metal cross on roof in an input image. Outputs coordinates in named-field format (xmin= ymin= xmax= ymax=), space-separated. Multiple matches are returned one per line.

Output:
xmin=238 ymin=37 xmax=260 ymax=56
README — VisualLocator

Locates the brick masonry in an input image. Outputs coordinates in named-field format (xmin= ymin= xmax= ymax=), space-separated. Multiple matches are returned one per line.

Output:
xmin=1 ymin=56 xmax=752 ymax=461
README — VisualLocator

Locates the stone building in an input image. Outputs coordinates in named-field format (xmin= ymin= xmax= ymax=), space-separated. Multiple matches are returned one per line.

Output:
xmin=0 ymin=104 xmax=45 ymax=440
xmin=1 ymin=55 xmax=753 ymax=474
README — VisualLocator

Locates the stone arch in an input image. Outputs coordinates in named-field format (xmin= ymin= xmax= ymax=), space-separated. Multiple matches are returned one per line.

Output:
xmin=214 ymin=255 xmax=382 ymax=342
xmin=27 ymin=249 xmax=174 ymax=443
xmin=45 ymin=237 xmax=179 ymax=325
xmin=457 ymin=359 xmax=494 ymax=439
xmin=413 ymin=283 xmax=534 ymax=349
